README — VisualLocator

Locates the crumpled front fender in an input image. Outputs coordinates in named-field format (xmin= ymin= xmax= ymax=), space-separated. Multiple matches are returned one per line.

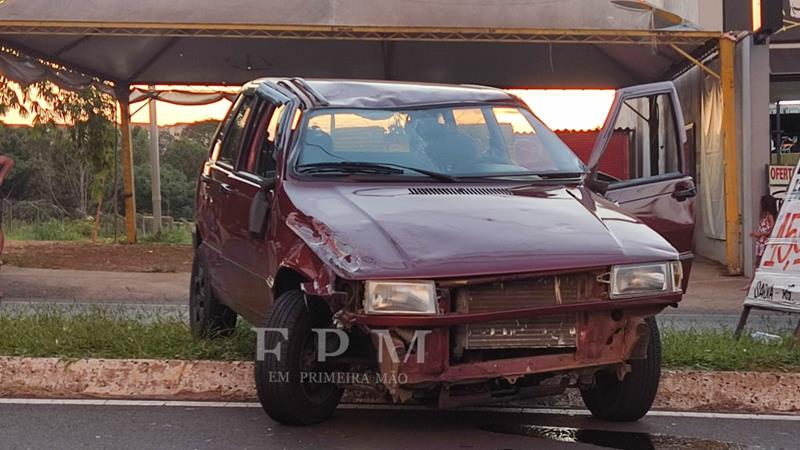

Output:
xmin=280 ymin=216 xmax=342 ymax=297
xmin=284 ymin=211 xmax=362 ymax=279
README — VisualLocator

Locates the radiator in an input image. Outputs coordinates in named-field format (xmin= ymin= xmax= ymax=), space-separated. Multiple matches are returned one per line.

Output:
xmin=454 ymin=274 xmax=594 ymax=350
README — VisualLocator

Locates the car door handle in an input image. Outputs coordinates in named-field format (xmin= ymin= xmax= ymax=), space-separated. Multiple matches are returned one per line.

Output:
xmin=219 ymin=183 xmax=238 ymax=195
xmin=672 ymin=186 xmax=697 ymax=201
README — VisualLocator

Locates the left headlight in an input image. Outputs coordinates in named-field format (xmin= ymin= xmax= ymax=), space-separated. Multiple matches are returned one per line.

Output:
xmin=608 ymin=261 xmax=683 ymax=299
xmin=364 ymin=280 xmax=437 ymax=315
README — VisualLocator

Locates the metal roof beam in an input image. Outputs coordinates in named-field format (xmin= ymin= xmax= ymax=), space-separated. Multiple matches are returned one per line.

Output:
xmin=0 ymin=22 xmax=721 ymax=45
xmin=669 ymin=43 xmax=719 ymax=80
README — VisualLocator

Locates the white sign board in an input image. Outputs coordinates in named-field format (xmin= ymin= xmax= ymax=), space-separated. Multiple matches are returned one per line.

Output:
xmin=769 ymin=165 xmax=795 ymax=187
xmin=746 ymin=161 xmax=800 ymax=313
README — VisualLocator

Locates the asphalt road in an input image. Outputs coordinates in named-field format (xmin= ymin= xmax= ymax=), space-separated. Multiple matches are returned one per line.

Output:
xmin=0 ymin=401 xmax=796 ymax=449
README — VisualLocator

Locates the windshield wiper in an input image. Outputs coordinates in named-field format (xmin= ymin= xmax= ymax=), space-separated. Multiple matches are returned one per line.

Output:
xmin=296 ymin=162 xmax=458 ymax=182
xmin=460 ymin=171 xmax=586 ymax=181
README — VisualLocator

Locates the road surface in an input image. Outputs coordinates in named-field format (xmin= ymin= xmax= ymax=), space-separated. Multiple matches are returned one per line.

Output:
xmin=0 ymin=399 xmax=795 ymax=449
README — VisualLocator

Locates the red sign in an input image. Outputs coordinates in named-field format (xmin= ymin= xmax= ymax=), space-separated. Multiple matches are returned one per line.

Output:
xmin=769 ymin=165 xmax=795 ymax=186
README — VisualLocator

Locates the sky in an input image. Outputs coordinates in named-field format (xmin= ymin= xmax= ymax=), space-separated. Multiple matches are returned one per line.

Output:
xmin=0 ymin=86 xmax=615 ymax=132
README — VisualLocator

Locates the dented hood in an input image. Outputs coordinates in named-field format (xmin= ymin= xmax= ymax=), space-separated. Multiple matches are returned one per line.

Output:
xmin=283 ymin=181 xmax=679 ymax=280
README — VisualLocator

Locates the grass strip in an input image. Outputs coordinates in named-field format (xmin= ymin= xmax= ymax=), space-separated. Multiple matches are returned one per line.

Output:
xmin=662 ymin=329 xmax=800 ymax=372
xmin=2 ymin=308 xmax=800 ymax=372
xmin=0 ymin=307 xmax=254 ymax=361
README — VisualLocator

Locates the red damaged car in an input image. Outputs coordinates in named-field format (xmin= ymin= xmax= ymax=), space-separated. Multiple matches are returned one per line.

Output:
xmin=191 ymin=78 xmax=695 ymax=425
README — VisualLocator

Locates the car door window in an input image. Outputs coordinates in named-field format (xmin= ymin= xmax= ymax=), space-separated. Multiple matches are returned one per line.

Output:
xmin=240 ymin=102 xmax=287 ymax=177
xmin=598 ymin=93 xmax=681 ymax=185
xmin=214 ymin=95 xmax=257 ymax=167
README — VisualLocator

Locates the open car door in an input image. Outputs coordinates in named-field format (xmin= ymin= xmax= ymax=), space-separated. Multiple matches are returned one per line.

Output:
xmin=586 ymin=82 xmax=696 ymax=285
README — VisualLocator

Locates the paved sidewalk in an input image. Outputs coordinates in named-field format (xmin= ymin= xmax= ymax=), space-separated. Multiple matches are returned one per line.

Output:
xmin=675 ymin=257 xmax=749 ymax=314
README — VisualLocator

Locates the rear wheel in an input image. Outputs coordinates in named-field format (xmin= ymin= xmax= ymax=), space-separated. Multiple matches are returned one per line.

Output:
xmin=580 ymin=317 xmax=661 ymax=422
xmin=255 ymin=290 xmax=343 ymax=425
xmin=189 ymin=251 xmax=237 ymax=339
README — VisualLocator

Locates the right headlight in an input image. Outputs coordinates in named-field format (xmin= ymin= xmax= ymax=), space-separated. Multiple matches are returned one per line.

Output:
xmin=608 ymin=261 xmax=683 ymax=299
xmin=364 ymin=280 xmax=438 ymax=315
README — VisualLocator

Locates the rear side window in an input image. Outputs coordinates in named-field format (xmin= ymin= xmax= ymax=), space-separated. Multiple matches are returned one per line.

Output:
xmin=215 ymin=95 xmax=257 ymax=166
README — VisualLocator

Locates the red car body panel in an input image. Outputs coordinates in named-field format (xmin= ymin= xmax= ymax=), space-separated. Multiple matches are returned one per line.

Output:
xmin=194 ymin=79 xmax=695 ymax=398
xmin=280 ymin=181 xmax=680 ymax=281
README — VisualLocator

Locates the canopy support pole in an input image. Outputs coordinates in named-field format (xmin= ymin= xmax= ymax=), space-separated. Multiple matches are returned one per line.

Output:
xmin=148 ymin=86 xmax=162 ymax=235
xmin=116 ymin=83 xmax=137 ymax=244
xmin=720 ymin=36 xmax=741 ymax=275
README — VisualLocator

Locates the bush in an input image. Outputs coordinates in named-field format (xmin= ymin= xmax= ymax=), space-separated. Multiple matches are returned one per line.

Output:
xmin=5 ymin=218 xmax=95 ymax=241
xmin=139 ymin=226 xmax=193 ymax=245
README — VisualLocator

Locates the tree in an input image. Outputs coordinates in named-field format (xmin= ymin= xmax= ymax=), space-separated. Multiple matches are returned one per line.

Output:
xmin=34 ymin=84 xmax=117 ymax=219
xmin=163 ymin=136 xmax=207 ymax=182
xmin=0 ymin=82 xmax=27 ymax=118
xmin=180 ymin=120 xmax=219 ymax=148
xmin=2 ymin=78 xmax=117 ymax=240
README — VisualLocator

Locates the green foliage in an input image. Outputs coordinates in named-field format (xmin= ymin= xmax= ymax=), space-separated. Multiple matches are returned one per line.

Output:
xmin=0 ymin=307 xmax=254 ymax=361
xmin=139 ymin=226 xmax=193 ymax=245
xmin=133 ymin=123 xmax=212 ymax=220
xmin=2 ymin=79 xmax=218 ymax=222
xmin=0 ymin=81 xmax=116 ymax=217
xmin=5 ymin=218 xmax=95 ymax=241
xmin=662 ymin=329 xmax=800 ymax=372
xmin=162 ymin=135 xmax=207 ymax=182
xmin=32 ymin=83 xmax=117 ymax=211
xmin=0 ymin=75 xmax=32 ymax=118
xmin=4 ymin=216 xmax=192 ymax=244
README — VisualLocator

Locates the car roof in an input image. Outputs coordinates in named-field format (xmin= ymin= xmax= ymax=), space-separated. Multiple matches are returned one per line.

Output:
xmin=245 ymin=78 xmax=517 ymax=109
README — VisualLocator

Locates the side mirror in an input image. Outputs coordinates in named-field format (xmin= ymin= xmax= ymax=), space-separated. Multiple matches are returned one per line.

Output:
xmin=249 ymin=176 xmax=276 ymax=238
xmin=260 ymin=176 xmax=276 ymax=192
xmin=584 ymin=173 xmax=609 ymax=195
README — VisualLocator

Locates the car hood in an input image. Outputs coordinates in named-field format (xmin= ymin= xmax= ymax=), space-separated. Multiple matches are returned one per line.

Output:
xmin=282 ymin=181 xmax=679 ymax=280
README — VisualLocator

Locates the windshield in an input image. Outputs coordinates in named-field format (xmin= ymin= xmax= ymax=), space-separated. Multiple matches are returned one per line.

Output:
xmin=294 ymin=104 xmax=586 ymax=178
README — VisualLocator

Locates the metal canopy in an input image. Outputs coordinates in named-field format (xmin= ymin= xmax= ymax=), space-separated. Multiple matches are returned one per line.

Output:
xmin=0 ymin=0 xmax=719 ymax=88
xmin=0 ymin=0 xmax=722 ymax=245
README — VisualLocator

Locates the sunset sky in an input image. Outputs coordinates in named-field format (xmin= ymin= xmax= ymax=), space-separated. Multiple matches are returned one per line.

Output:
xmin=0 ymin=86 xmax=615 ymax=132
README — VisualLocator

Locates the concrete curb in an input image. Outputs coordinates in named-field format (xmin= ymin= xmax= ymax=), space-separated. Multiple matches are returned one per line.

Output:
xmin=1 ymin=357 xmax=799 ymax=414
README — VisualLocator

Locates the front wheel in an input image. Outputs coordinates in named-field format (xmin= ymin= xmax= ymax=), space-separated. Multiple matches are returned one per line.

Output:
xmin=580 ymin=317 xmax=661 ymax=422
xmin=255 ymin=290 xmax=343 ymax=425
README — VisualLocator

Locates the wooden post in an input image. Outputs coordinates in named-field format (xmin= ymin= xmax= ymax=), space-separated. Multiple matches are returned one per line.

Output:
xmin=720 ymin=35 xmax=742 ymax=275
xmin=116 ymin=84 xmax=137 ymax=244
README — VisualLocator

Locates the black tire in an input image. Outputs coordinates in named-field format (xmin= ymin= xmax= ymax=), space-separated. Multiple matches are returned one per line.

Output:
xmin=580 ymin=317 xmax=661 ymax=422
xmin=189 ymin=251 xmax=237 ymax=339
xmin=255 ymin=290 xmax=343 ymax=425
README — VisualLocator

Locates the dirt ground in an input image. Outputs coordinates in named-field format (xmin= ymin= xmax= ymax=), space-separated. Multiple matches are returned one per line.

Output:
xmin=2 ymin=241 xmax=193 ymax=273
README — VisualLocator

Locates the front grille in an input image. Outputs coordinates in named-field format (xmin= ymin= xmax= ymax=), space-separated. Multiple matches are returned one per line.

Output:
xmin=463 ymin=314 xmax=577 ymax=349
xmin=454 ymin=274 xmax=596 ymax=350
